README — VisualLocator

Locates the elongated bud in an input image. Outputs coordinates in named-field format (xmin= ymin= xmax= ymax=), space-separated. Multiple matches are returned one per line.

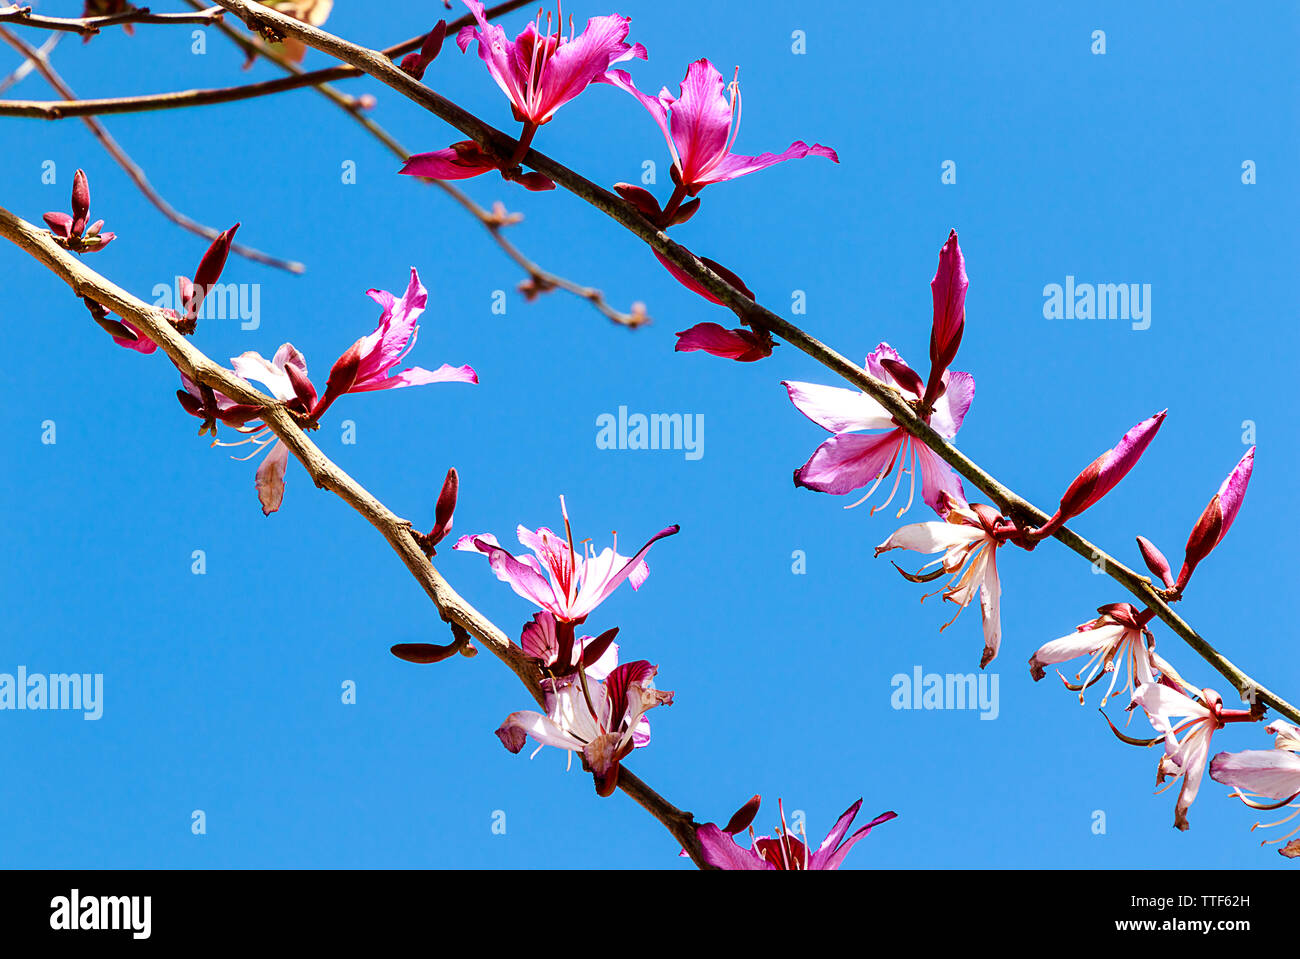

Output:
xmin=922 ymin=229 xmax=967 ymax=410
xmin=1176 ymin=446 xmax=1255 ymax=591
xmin=613 ymin=182 xmax=662 ymax=219
xmin=722 ymin=795 xmax=762 ymax=835
xmin=515 ymin=171 xmax=556 ymax=191
xmin=669 ymin=197 xmax=701 ymax=226
xmin=285 ymin=361 xmax=318 ymax=412
xmin=1036 ymin=410 xmax=1167 ymax=537
xmin=176 ymin=388 xmax=204 ymax=417
xmin=390 ymin=642 xmax=460 ymax=664
xmin=580 ymin=627 xmax=620 ymax=669
xmin=71 ymin=169 xmax=90 ymax=237
xmin=311 ymin=340 xmax=362 ymax=419
xmin=43 ymin=212 xmax=73 ymax=238
xmin=1136 ymin=535 xmax=1175 ymax=589
xmin=188 ymin=224 xmax=240 ymax=319
xmin=426 ymin=467 xmax=459 ymax=547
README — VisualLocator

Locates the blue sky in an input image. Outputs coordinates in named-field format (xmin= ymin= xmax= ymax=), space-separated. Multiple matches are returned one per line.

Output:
xmin=1 ymin=0 xmax=1297 ymax=868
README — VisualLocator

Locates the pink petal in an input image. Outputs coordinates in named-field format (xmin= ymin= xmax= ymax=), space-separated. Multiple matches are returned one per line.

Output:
xmin=704 ymin=141 xmax=838 ymax=186
xmin=1213 ymin=446 xmax=1254 ymax=547
xmin=676 ymin=322 xmax=771 ymax=362
xmin=399 ymin=144 xmax=496 ymax=180
xmin=794 ymin=429 xmax=905 ymax=495
xmin=928 ymin=370 xmax=975 ymax=439
xmin=532 ymin=14 xmax=641 ymax=123
xmin=913 ymin=442 xmax=967 ymax=515
xmin=1209 ymin=749 xmax=1300 ymax=800
xmin=668 ymin=59 xmax=736 ymax=186
xmin=783 ymin=379 xmax=894 ymax=433
xmin=255 ymin=440 xmax=290 ymax=516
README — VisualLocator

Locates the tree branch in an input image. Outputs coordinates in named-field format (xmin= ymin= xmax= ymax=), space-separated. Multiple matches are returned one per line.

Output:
xmin=0 ymin=25 xmax=303 ymax=272
xmin=206 ymin=0 xmax=1300 ymax=725
xmin=0 ymin=3 xmax=224 ymax=37
xmin=0 ymin=201 xmax=708 ymax=866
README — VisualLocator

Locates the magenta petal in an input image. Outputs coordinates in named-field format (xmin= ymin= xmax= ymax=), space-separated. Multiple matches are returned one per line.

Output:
xmin=669 ymin=59 xmax=736 ymax=185
xmin=928 ymin=370 xmax=975 ymax=439
xmin=675 ymin=322 xmax=770 ymax=362
xmin=111 ymin=320 xmax=158 ymax=354
xmin=349 ymin=363 xmax=478 ymax=391
xmin=914 ymin=443 xmax=967 ymax=515
xmin=811 ymin=809 xmax=897 ymax=870
xmin=794 ymin=430 xmax=904 ymax=495
xmin=704 ymin=141 xmax=838 ymax=185
xmin=532 ymin=14 xmax=639 ymax=122
xmin=399 ymin=146 xmax=496 ymax=180
xmin=694 ymin=824 xmax=772 ymax=870
xmin=470 ymin=536 xmax=559 ymax=611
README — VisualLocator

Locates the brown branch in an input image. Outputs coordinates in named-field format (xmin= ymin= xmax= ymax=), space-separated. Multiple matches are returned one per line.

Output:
xmin=0 ymin=201 xmax=709 ymax=867
xmin=208 ymin=0 xmax=1300 ymax=726
xmin=0 ymin=25 xmax=303 ymax=273
xmin=0 ymin=3 xmax=224 ymax=37
xmin=190 ymin=0 xmax=648 ymax=328
xmin=0 ymin=0 xmax=534 ymax=119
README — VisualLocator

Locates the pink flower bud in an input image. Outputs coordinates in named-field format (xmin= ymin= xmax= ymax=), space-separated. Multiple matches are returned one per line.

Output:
xmin=43 ymin=212 xmax=73 ymax=237
xmin=189 ymin=224 xmax=240 ymax=319
xmin=71 ymin=169 xmax=90 ymax=237
xmin=922 ymin=229 xmax=967 ymax=409
xmin=1136 ymin=535 xmax=1175 ymax=588
xmin=426 ymin=467 xmax=459 ymax=547
xmin=722 ymin=795 xmax=762 ymax=835
xmin=669 ymin=197 xmax=701 ymax=226
xmin=514 ymin=171 xmax=556 ymax=191
xmin=1176 ymin=446 xmax=1254 ymax=591
xmin=1037 ymin=410 xmax=1167 ymax=536
xmin=311 ymin=339 xmax=362 ymax=419
xmin=613 ymin=182 xmax=662 ymax=219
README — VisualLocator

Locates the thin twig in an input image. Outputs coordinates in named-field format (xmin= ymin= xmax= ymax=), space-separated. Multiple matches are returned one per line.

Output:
xmin=0 ymin=26 xmax=52 ymax=94
xmin=0 ymin=25 xmax=303 ymax=273
xmin=209 ymin=0 xmax=1300 ymax=724
xmin=0 ymin=4 xmax=224 ymax=37
xmin=190 ymin=0 xmax=648 ymax=328
xmin=0 ymin=202 xmax=710 ymax=867
xmin=0 ymin=0 xmax=534 ymax=119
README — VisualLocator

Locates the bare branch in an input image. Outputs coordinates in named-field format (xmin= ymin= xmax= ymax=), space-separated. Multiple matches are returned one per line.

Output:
xmin=0 ymin=25 xmax=303 ymax=273
xmin=0 ymin=25 xmax=53 ymax=93
xmin=0 ymin=3 xmax=224 ymax=37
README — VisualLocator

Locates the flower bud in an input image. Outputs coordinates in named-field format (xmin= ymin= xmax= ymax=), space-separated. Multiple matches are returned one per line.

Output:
xmin=71 ymin=169 xmax=90 ymax=237
xmin=613 ymin=182 xmax=662 ymax=219
xmin=1136 ymin=535 xmax=1175 ymax=588
xmin=1175 ymin=446 xmax=1254 ymax=591
xmin=311 ymin=339 xmax=362 ymax=419
xmin=922 ymin=229 xmax=967 ymax=410
xmin=188 ymin=223 xmax=240 ymax=320
xmin=285 ymin=360 xmax=317 ymax=412
xmin=722 ymin=795 xmax=762 ymax=835
xmin=426 ymin=467 xmax=459 ymax=547
xmin=43 ymin=212 xmax=73 ymax=238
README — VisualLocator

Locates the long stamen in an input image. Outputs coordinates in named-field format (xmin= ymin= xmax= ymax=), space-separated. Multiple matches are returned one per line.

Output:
xmin=898 ymin=440 xmax=918 ymax=517
xmin=871 ymin=443 xmax=909 ymax=517
xmin=844 ymin=446 xmax=899 ymax=510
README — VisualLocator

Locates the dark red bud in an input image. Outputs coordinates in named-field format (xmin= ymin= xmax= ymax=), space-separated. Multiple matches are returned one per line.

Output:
xmin=176 ymin=389 xmax=204 ymax=417
xmin=722 ymin=795 xmax=762 ymax=835
xmin=1056 ymin=455 xmax=1105 ymax=521
xmin=699 ymin=256 xmax=754 ymax=301
xmin=71 ymin=169 xmax=90 ymax=236
xmin=613 ymin=182 xmax=662 ymax=219
xmin=669 ymin=197 xmax=701 ymax=226
xmin=419 ymin=20 xmax=447 ymax=63
xmin=312 ymin=340 xmax=363 ymax=419
xmin=880 ymin=357 xmax=925 ymax=398
xmin=515 ymin=171 xmax=556 ymax=192
xmin=285 ymin=361 xmax=317 ymax=412
xmin=390 ymin=642 xmax=460 ymax=664
xmin=580 ymin=627 xmax=619 ymax=669
xmin=427 ymin=467 xmax=459 ymax=546
xmin=1136 ymin=535 xmax=1175 ymax=588
xmin=43 ymin=212 xmax=73 ymax=237
xmin=192 ymin=223 xmax=240 ymax=300
xmin=399 ymin=51 xmax=426 ymax=78
xmin=1176 ymin=495 xmax=1223 ymax=591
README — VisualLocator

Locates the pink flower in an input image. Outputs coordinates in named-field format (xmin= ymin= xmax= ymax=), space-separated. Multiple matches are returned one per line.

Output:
xmin=496 ymin=658 xmax=672 ymax=796
xmin=876 ymin=502 xmax=1007 ymax=667
xmin=674 ymin=321 xmax=771 ymax=362
xmin=784 ymin=343 xmax=974 ymax=518
xmin=518 ymin=609 xmax=620 ymax=679
xmin=1175 ymin=446 xmax=1255 ymax=592
xmin=453 ymin=497 xmax=678 ymax=624
xmin=693 ymin=797 xmax=896 ymax=870
xmin=399 ymin=141 xmax=556 ymax=191
xmin=604 ymin=58 xmax=837 ymax=196
xmin=1029 ymin=603 xmax=1165 ymax=706
xmin=176 ymin=269 xmax=475 ymax=515
xmin=455 ymin=0 xmax=645 ymax=127
xmin=1131 ymin=683 xmax=1259 ymax=831
xmin=1210 ymin=720 xmax=1300 ymax=856
xmin=1033 ymin=410 xmax=1167 ymax=539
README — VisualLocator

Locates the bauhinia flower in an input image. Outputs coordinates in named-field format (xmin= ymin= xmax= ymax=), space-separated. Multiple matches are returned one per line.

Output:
xmin=876 ymin=501 xmax=1008 ymax=668
xmin=785 ymin=343 xmax=974 ymax=517
xmin=1029 ymin=603 xmax=1166 ymax=706
xmin=604 ymin=58 xmax=837 ymax=221
xmin=1210 ymin=720 xmax=1300 ymax=857
xmin=518 ymin=610 xmax=620 ymax=680
xmin=1032 ymin=410 xmax=1167 ymax=539
xmin=693 ymin=796 xmax=896 ymax=870
xmin=453 ymin=497 xmax=678 ymax=624
xmin=1130 ymin=682 xmax=1261 ymax=831
xmin=403 ymin=2 xmax=645 ymax=189
xmin=496 ymin=658 xmax=672 ymax=796
xmin=1174 ymin=446 xmax=1255 ymax=593
xmin=176 ymin=268 xmax=475 ymax=515
xmin=43 ymin=169 xmax=115 ymax=254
